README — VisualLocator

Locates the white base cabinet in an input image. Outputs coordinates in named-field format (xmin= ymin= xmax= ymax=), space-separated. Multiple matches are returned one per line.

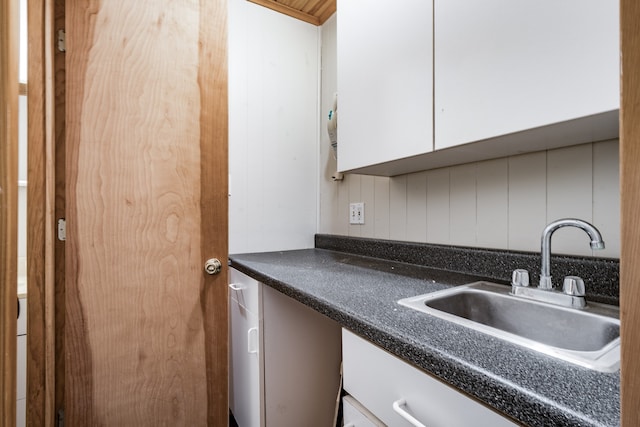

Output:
xmin=342 ymin=329 xmax=517 ymax=427
xmin=229 ymin=268 xmax=342 ymax=427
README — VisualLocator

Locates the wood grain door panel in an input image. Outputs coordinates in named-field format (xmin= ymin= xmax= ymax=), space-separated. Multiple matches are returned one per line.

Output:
xmin=65 ymin=1 xmax=228 ymax=425
xmin=621 ymin=0 xmax=640 ymax=425
xmin=0 ymin=0 xmax=19 ymax=425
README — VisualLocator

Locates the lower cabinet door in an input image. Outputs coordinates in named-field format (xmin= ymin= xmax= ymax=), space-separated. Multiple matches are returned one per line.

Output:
xmin=342 ymin=329 xmax=517 ymax=427
xmin=229 ymin=296 xmax=263 ymax=427
xmin=343 ymin=395 xmax=385 ymax=427
xmin=262 ymin=285 xmax=342 ymax=427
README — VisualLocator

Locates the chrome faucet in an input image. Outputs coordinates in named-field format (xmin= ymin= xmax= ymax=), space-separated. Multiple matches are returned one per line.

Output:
xmin=511 ymin=218 xmax=605 ymax=309
xmin=539 ymin=218 xmax=605 ymax=290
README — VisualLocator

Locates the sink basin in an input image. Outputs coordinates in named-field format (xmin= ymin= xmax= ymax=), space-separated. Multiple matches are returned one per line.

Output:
xmin=398 ymin=282 xmax=620 ymax=372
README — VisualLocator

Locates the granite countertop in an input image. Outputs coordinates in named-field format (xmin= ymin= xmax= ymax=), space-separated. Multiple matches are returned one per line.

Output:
xmin=229 ymin=245 xmax=620 ymax=427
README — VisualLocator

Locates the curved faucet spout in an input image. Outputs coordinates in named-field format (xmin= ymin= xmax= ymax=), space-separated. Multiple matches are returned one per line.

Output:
xmin=539 ymin=219 xmax=605 ymax=290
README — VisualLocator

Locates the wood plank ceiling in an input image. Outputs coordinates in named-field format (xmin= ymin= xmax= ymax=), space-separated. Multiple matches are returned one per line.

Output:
xmin=248 ymin=0 xmax=336 ymax=25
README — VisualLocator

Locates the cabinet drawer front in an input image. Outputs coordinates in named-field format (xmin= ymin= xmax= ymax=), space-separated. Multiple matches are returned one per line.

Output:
xmin=342 ymin=329 xmax=516 ymax=427
xmin=229 ymin=268 xmax=261 ymax=315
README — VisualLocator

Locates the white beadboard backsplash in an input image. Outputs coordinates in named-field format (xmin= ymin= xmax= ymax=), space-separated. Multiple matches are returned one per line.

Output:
xmin=319 ymin=141 xmax=619 ymax=258
xmin=319 ymin=14 xmax=619 ymax=258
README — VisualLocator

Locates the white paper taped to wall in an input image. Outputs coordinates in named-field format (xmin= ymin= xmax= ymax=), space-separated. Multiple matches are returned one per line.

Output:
xmin=327 ymin=92 xmax=343 ymax=181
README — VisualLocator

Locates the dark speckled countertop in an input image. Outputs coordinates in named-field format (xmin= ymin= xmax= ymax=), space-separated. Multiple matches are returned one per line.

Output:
xmin=229 ymin=235 xmax=620 ymax=427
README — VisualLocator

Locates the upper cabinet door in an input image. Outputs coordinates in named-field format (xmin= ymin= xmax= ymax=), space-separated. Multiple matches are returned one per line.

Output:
xmin=337 ymin=0 xmax=434 ymax=172
xmin=434 ymin=0 xmax=619 ymax=150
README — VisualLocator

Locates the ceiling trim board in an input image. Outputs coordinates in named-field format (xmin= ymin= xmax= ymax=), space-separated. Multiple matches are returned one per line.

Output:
xmin=247 ymin=0 xmax=321 ymax=26
xmin=246 ymin=0 xmax=336 ymax=26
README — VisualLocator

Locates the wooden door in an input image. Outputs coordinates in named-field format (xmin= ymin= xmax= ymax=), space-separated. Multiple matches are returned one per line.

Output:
xmin=621 ymin=0 xmax=640 ymax=425
xmin=64 ymin=1 xmax=228 ymax=425
xmin=0 ymin=0 xmax=19 ymax=425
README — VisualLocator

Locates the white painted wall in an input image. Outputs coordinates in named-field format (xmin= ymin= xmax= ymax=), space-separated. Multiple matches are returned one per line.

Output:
xmin=319 ymin=14 xmax=620 ymax=258
xmin=228 ymin=0 xmax=320 ymax=254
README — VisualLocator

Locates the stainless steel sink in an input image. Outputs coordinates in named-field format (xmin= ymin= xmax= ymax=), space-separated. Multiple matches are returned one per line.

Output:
xmin=398 ymin=282 xmax=620 ymax=372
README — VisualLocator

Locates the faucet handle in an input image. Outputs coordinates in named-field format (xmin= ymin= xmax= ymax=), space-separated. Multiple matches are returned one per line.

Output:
xmin=511 ymin=269 xmax=530 ymax=287
xmin=562 ymin=276 xmax=585 ymax=297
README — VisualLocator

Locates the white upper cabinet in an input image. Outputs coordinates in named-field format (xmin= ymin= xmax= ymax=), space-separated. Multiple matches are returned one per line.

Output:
xmin=337 ymin=0 xmax=433 ymax=173
xmin=434 ymin=0 xmax=619 ymax=150
xmin=335 ymin=0 xmax=619 ymax=176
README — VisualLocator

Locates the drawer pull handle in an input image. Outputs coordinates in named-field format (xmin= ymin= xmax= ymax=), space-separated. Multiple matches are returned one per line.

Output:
xmin=229 ymin=283 xmax=244 ymax=291
xmin=247 ymin=327 xmax=258 ymax=354
xmin=344 ymin=424 xmax=355 ymax=427
xmin=392 ymin=399 xmax=427 ymax=427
